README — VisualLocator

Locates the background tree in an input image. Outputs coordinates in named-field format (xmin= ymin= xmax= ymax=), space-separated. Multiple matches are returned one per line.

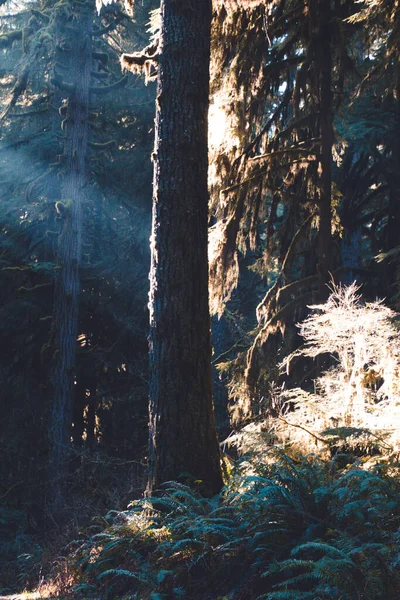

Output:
xmin=209 ymin=0 xmax=390 ymax=421
xmin=0 ymin=0 xmax=155 ymax=536
xmin=45 ymin=0 xmax=94 ymax=520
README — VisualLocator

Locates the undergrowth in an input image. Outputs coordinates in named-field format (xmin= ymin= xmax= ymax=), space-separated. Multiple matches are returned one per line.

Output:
xmin=70 ymin=446 xmax=400 ymax=600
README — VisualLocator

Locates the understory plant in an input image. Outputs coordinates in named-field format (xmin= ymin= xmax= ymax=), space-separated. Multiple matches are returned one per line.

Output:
xmin=68 ymin=285 xmax=400 ymax=599
xmin=276 ymin=282 xmax=400 ymax=452
xmin=71 ymin=447 xmax=400 ymax=600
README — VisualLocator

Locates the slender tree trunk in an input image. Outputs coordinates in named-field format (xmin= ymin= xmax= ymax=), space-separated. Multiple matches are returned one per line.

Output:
xmin=386 ymin=79 xmax=400 ymax=254
xmin=316 ymin=0 xmax=333 ymax=297
xmin=47 ymin=6 xmax=92 ymax=519
xmin=148 ymin=0 xmax=223 ymax=497
xmin=383 ymin=82 xmax=400 ymax=298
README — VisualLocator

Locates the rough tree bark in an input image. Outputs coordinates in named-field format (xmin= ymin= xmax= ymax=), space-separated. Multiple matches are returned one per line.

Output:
xmin=148 ymin=0 xmax=223 ymax=496
xmin=316 ymin=0 xmax=333 ymax=297
xmin=47 ymin=5 xmax=92 ymax=519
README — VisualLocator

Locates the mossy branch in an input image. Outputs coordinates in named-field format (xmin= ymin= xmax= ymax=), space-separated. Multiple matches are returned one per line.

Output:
xmin=90 ymin=75 xmax=128 ymax=94
xmin=278 ymin=416 xmax=330 ymax=445
xmin=90 ymin=71 xmax=109 ymax=79
xmin=18 ymin=283 xmax=53 ymax=292
xmin=92 ymin=14 xmax=122 ymax=37
xmin=256 ymin=213 xmax=316 ymax=323
xmin=0 ymin=65 xmax=30 ymax=121
xmin=31 ymin=8 xmax=50 ymax=22
xmin=88 ymin=140 xmax=117 ymax=149
xmin=120 ymin=39 xmax=159 ymax=85
xmin=246 ymin=291 xmax=316 ymax=389
xmin=55 ymin=199 xmax=73 ymax=216
xmin=9 ymin=107 xmax=48 ymax=117
xmin=248 ymin=141 xmax=320 ymax=163
xmin=51 ymin=72 xmax=75 ymax=93
xmin=0 ymin=29 xmax=22 ymax=48
xmin=92 ymin=51 xmax=108 ymax=65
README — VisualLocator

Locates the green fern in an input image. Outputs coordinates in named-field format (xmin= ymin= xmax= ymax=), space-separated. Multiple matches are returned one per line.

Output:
xmin=72 ymin=449 xmax=400 ymax=600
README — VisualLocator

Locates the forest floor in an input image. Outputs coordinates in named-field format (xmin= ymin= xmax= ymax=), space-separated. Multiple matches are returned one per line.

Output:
xmin=0 ymin=590 xmax=65 ymax=599
xmin=0 ymin=595 xmax=42 ymax=599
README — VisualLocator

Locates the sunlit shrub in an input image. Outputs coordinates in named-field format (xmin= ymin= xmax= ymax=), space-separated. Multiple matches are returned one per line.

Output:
xmin=275 ymin=283 xmax=400 ymax=452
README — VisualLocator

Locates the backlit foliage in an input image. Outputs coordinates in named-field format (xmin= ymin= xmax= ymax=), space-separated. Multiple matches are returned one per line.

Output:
xmin=278 ymin=283 xmax=400 ymax=450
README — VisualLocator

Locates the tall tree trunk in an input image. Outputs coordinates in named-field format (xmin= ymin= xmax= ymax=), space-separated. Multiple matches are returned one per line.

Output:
xmin=386 ymin=78 xmax=400 ymax=294
xmin=47 ymin=5 xmax=92 ymax=519
xmin=316 ymin=0 xmax=333 ymax=297
xmin=148 ymin=0 xmax=223 ymax=497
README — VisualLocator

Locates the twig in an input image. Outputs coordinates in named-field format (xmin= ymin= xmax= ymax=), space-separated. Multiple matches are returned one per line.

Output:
xmin=0 ymin=480 xmax=24 ymax=500
xmin=278 ymin=416 xmax=330 ymax=445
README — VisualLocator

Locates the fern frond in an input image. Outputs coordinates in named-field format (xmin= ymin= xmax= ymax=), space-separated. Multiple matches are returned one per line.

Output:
xmin=97 ymin=568 xmax=140 ymax=580
xmin=291 ymin=541 xmax=349 ymax=559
